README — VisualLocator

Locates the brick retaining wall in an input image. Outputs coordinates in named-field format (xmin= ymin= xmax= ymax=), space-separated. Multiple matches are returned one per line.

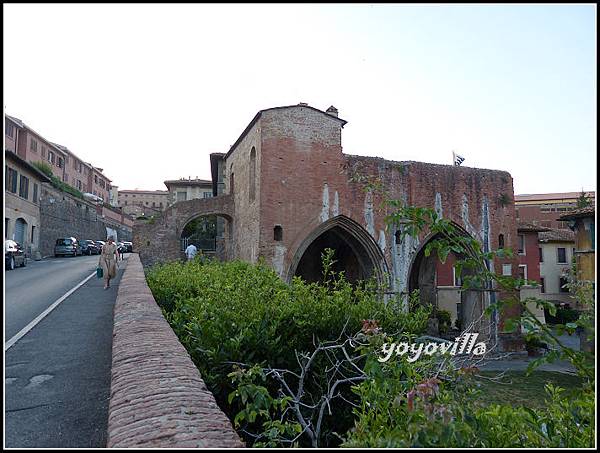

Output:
xmin=107 ymin=254 xmax=243 ymax=448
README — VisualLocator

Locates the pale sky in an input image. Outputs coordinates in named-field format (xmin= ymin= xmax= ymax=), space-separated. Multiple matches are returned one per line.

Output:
xmin=3 ymin=4 xmax=597 ymax=194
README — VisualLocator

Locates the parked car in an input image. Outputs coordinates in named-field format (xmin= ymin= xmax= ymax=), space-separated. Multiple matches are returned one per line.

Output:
xmin=5 ymin=240 xmax=27 ymax=270
xmin=95 ymin=240 xmax=106 ymax=252
xmin=122 ymin=241 xmax=133 ymax=252
xmin=117 ymin=242 xmax=126 ymax=254
xmin=81 ymin=239 xmax=100 ymax=255
xmin=54 ymin=237 xmax=82 ymax=257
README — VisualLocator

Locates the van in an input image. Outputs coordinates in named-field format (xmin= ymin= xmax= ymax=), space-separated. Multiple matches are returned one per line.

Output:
xmin=54 ymin=237 xmax=82 ymax=257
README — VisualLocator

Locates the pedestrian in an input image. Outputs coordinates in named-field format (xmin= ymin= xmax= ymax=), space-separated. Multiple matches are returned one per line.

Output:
xmin=185 ymin=243 xmax=198 ymax=261
xmin=99 ymin=236 xmax=118 ymax=289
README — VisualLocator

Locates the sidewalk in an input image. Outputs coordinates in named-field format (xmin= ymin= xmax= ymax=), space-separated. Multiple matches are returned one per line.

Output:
xmin=5 ymin=256 xmax=128 ymax=448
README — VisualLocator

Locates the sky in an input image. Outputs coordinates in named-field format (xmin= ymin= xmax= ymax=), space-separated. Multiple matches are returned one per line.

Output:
xmin=3 ymin=4 xmax=596 ymax=194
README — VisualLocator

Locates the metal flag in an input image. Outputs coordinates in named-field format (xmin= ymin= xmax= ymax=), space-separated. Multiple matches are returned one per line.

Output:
xmin=453 ymin=151 xmax=465 ymax=166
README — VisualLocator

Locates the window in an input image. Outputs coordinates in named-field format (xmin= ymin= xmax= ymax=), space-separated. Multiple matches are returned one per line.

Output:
xmin=33 ymin=183 xmax=38 ymax=203
xmin=540 ymin=278 xmax=545 ymax=293
xmin=502 ymin=264 xmax=512 ymax=276
xmin=48 ymin=150 xmax=55 ymax=164
xmin=7 ymin=167 xmax=18 ymax=193
xmin=57 ymin=157 xmax=64 ymax=168
xmin=518 ymin=234 xmax=525 ymax=254
xmin=249 ymin=147 xmax=256 ymax=202
xmin=19 ymin=175 xmax=29 ymax=199
xmin=453 ymin=266 xmax=462 ymax=286
xmin=559 ymin=276 xmax=569 ymax=293
xmin=30 ymin=138 xmax=38 ymax=152
xmin=498 ymin=234 xmax=505 ymax=249
xmin=518 ymin=264 xmax=527 ymax=281
xmin=76 ymin=179 xmax=82 ymax=191
xmin=176 ymin=191 xmax=187 ymax=202
xmin=274 ymin=225 xmax=283 ymax=241
xmin=557 ymin=247 xmax=567 ymax=264
xmin=6 ymin=122 xmax=14 ymax=137
xmin=42 ymin=147 xmax=46 ymax=158
xmin=539 ymin=247 xmax=543 ymax=262
xmin=203 ymin=192 xmax=212 ymax=198
xmin=94 ymin=175 xmax=98 ymax=183
xmin=31 ymin=225 xmax=35 ymax=243
xmin=5 ymin=218 xmax=9 ymax=238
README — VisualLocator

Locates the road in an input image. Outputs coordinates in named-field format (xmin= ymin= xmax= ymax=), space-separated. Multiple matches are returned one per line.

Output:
xmin=5 ymin=254 xmax=101 ymax=340
xmin=5 ymin=253 xmax=129 ymax=448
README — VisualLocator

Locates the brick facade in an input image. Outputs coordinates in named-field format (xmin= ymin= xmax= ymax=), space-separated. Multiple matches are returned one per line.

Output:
xmin=135 ymin=104 xmax=521 ymax=346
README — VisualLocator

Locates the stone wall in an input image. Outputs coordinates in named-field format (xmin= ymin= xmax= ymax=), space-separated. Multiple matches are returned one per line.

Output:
xmin=39 ymin=185 xmax=132 ymax=257
xmin=107 ymin=254 xmax=243 ymax=448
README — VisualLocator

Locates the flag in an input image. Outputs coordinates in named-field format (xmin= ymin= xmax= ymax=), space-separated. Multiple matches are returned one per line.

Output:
xmin=453 ymin=151 xmax=465 ymax=166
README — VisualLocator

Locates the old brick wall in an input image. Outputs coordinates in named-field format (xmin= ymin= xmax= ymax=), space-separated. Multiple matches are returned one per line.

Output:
xmin=225 ymin=121 xmax=262 ymax=263
xmin=135 ymin=195 xmax=234 ymax=267
xmin=107 ymin=253 xmax=243 ymax=448
xmin=38 ymin=185 xmax=132 ymax=257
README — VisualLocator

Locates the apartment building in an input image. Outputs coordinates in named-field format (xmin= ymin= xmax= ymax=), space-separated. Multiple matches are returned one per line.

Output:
xmin=538 ymin=229 xmax=576 ymax=305
xmin=164 ymin=177 xmax=213 ymax=206
xmin=118 ymin=189 xmax=169 ymax=217
xmin=6 ymin=115 xmax=68 ymax=182
xmin=5 ymin=114 xmax=113 ymax=203
xmin=515 ymin=191 xmax=595 ymax=229
xmin=5 ymin=151 xmax=51 ymax=253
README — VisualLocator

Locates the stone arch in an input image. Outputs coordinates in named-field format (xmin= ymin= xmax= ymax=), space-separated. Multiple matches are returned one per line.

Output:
xmin=286 ymin=215 xmax=389 ymax=286
xmin=407 ymin=222 xmax=488 ymax=332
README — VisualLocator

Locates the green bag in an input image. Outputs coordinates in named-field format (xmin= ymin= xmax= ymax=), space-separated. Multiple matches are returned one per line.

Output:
xmin=96 ymin=266 xmax=103 ymax=279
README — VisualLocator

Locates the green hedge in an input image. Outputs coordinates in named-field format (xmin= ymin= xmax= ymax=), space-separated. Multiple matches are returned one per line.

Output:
xmin=146 ymin=257 xmax=430 ymax=446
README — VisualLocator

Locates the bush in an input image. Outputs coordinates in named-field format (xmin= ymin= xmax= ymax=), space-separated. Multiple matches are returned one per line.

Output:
xmin=146 ymin=255 xmax=430 ymax=446
xmin=435 ymin=309 xmax=452 ymax=334
xmin=545 ymin=307 xmax=580 ymax=325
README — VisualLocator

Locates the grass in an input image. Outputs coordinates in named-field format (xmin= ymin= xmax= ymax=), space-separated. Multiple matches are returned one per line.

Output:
xmin=474 ymin=371 xmax=584 ymax=409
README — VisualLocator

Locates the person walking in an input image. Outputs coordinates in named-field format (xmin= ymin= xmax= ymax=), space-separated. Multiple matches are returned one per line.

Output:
xmin=185 ymin=243 xmax=198 ymax=261
xmin=99 ymin=236 xmax=118 ymax=289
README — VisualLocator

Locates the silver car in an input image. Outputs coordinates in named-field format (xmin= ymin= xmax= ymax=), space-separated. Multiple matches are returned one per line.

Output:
xmin=54 ymin=237 xmax=82 ymax=257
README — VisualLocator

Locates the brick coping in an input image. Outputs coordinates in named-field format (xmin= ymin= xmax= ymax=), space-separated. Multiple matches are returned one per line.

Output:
xmin=107 ymin=254 xmax=243 ymax=448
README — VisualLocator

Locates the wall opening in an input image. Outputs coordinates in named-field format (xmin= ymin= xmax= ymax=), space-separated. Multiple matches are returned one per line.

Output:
xmin=249 ymin=147 xmax=256 ymax=202
xmin=180 ymin=214 xmax=231 ymax=261
xmin=274 ymin=225 xmax=283 ymax=241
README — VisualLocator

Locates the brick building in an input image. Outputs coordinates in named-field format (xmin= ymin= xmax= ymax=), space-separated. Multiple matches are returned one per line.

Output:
xmin=136 ymin=104 xmax=522 ymax=347
xmin=516 ymin=191 xmax=595 ymax=230
xmin=118 ymin=189 xmax=169 ymax=217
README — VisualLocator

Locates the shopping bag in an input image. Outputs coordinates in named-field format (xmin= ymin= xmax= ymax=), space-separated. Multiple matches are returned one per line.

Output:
xmin=96 ymin=266 xmax=104 ymax=279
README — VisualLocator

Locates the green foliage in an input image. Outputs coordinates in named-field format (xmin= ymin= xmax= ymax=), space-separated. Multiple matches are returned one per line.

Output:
xmin=546 ymin=307 xmax=580 ymax=325
xmin=31 ymin=160 xmax=54 ymax=178
xmin=576 ymin=190 xmax=592 ymax=208
xmin=342 ymin=203 xmax=596 ymax=448
xmin=146 ymin=255 xmax=430 ymax=446
xmin=435 ymin=309 xmax=452 ymax=334
xmin=32 ymin=161 xmax=84 ymax=199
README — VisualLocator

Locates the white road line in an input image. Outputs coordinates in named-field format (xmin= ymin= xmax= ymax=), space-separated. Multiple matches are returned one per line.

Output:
xmin=5 ymin=271 xmax=96 ymax=351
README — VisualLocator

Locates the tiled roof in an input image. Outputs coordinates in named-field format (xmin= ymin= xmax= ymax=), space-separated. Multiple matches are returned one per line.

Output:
xmin=515 ymin=192 xmax=595 ymax=202
xmin=558 ymin=206 xmax=595 ymax=220
xmin=517 ymin=221 xmax=551 ymax=232
xmin=538 ymin=229 xmax=575 ymax=243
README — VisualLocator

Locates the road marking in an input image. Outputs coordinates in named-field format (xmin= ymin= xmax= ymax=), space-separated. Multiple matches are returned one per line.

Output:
xmin=5 ymin=271 xmax=96 ymax=351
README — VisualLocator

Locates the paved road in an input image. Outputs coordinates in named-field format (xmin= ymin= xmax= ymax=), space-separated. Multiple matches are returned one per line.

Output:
xmin=5 ymin=254 xmax=129 ymax=448
xmin=5 ymin=254 xmax=106 ymax=340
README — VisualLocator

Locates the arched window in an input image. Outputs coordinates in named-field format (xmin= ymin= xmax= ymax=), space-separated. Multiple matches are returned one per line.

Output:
xmin=498 ymin=233 xmax=505 ymax=249
xmin=249 ymin=147 xmax=256 ymax=202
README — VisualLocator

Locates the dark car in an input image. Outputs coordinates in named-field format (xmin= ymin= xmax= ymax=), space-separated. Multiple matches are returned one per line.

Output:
xmin=95 ymin=240 xmax=106 ymax=251
xmin=54 ymin=237 xmax=82 ymax=257
xmin=122 ymin=241 xmax=133 ymax=253
xmin=82 ymin=239 xmax=100 ymax=255
xmin=5 ymin=240 xmax=27 ymax=270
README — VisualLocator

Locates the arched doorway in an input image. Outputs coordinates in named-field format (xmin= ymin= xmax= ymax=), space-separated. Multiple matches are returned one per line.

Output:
xmin=180 ymin=214 xmax=231 ymax=261
xmin=407 ymin=225 xmax=487 ymax=333
xmin=288 ymin=216 xmax=388 ymax=285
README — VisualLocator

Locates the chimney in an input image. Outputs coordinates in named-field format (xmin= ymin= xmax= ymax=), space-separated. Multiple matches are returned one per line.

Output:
xmin=326 ymin=105 xmax=338 ymax=117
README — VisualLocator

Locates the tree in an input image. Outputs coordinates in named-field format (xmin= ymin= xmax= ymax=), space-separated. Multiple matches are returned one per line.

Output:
xmin=576 ymin=190 xmax=592 ymax=208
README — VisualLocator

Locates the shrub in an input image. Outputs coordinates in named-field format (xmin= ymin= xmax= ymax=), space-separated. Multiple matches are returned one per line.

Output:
xmin=146 ymin=254 xmax=430 ymax=446
xmin=435 ymin=309 xmax=452 ymax=334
